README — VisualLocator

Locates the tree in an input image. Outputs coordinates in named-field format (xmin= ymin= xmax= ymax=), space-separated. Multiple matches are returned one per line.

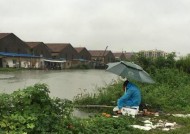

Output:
xmin=176 ymin=54 xmax=190 ymax=73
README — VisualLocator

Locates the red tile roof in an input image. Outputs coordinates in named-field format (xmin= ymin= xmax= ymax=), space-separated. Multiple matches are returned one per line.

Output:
xmin=89 ymin=50 xmax=110 ymax=57
xmin=45 ymin=43 xmax=70 ymax=53
xmin=0 ymin=33 xmax=11 ymax=40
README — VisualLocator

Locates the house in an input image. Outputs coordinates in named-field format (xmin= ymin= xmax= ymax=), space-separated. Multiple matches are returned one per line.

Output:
xmin=89 ymin=50 xmax=115 ymax=68
xmin=0 ymin=33 xmax=30 ymax=54
xmin=75 ymin=47 xmax=91 ymax=61
xmin=73 ymin=47 xmax=92 ymax=67
xmin=0 ymin=52 xmax=42 ymax=68
xmin=0 ymin=33 xmax=43 ymax=69
xmin=113 ymin=52 xmax=127 ymax=61
xmin=89 ymin=50 xmax=115 ymax=64
xmin=26 ymin=42 xmax=52 ymax=58
xmin=45 ymin=43 xmax=79 ymax=69
xmin=45 ymin=43 xmax=79 ymax=60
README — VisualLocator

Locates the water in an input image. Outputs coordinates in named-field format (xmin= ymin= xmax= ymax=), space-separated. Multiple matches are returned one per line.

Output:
xmin=0 ymin=69 xmax=118 ymax=100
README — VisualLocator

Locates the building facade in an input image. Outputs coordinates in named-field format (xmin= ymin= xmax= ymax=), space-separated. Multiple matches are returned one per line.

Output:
xmin=139 ymin=50 xmax=168 ymax=58
xmin=45 ymin=43 xmax=79 ymax=69
xmin=0 ymin=52 xmax=42 ymax=68
xmin=26 ymin=42 xmax=52 ymax=58
xmin=46 ymin=43 xmax=79 ymax=60
xmin=89 ymin=50 xmax=115 ymax=64
xmin=0 ymin=33 xmax=43 ymax=69
xmin=0 ymin=33 xmax=30 ymax=54
xmin=75 ymin=47 xmax=91 ymax=61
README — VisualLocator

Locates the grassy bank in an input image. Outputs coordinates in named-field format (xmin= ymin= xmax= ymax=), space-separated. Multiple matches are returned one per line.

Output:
xmin=72 ymin=68 xmax=190 ymax=133
xmin=74 ymin=68 xmax=190 ymax=113
xmin=0 ymin=68 xmax=190 ymax=133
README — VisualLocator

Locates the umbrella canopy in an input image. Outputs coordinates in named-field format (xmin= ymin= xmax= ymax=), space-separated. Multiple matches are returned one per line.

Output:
xmin=106 ymin=61 xmax=155 ymax=83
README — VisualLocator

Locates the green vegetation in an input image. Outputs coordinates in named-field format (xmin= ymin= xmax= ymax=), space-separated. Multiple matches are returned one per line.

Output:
xmin=0 ymin=53 xmax=190 ymax=133
xmin=0 ymin=83 xmax=73 ymax=133
xmin=74 ymin=68 xmax=190 ymax=113
xmin=70 ymin=64 xmax=90 ymax=69
xmin=73 ymin=53 xmax=190 ymax=133
xmin=142 ymin=68 xmax=190 ymax=113
xmin=176 ymin=54 xmax=190 ymax=73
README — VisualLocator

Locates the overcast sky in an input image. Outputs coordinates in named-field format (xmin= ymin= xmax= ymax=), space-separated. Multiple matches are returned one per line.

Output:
xmin=0 ymin=0 xmax=190 ymax=56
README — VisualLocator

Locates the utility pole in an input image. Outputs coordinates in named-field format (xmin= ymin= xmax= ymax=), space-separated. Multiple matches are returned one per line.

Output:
xmin=102 ymin=46 xmax=108 ymax=64
xmin=95 ymin=46 xmax=108 ymax=69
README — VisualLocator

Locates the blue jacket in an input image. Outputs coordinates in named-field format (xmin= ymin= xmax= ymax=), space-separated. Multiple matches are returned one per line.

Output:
xmin=117 ymin=82 xmax=141 ymax=109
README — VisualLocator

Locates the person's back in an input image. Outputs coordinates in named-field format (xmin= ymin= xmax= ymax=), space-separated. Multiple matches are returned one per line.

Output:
xmin=124 ymin=82 xmax=141 ymax=106
xmin=117 ymin=81 xmax=141 ymax=109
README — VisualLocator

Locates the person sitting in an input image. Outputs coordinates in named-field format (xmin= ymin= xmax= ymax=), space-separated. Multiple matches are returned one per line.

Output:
xmin=114 ymin=80 xmax=141 ymax=115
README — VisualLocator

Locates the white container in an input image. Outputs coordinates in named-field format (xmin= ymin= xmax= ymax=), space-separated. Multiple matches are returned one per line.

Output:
xmin=121 ymin=107 xmax=139 ymax=117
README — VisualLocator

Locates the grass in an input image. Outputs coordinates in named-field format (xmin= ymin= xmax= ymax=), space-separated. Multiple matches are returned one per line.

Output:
xmin=1 ymin=67 xmax=190 ymax=133
xmin=73 ymin=68 xmax=190 ymax=133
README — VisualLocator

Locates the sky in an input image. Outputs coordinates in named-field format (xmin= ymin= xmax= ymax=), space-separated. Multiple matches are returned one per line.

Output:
xmin=0 ymin=0 xmax=190 ymax=56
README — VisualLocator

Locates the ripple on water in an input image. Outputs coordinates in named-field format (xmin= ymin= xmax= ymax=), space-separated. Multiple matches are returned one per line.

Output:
xmin=0 ymin=74 xmax=15 ymax=79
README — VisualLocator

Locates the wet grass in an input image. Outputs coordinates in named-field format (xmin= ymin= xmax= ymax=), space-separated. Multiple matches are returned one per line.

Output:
xmin=73 ymin=68 xmax=190 ymax=133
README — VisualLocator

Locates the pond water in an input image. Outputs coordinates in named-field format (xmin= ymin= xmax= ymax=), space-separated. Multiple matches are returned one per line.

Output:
xmin=0 ymin=69 xmax=119 ymax=100
xmin=0 ymin=69 xmax=121 ymax=118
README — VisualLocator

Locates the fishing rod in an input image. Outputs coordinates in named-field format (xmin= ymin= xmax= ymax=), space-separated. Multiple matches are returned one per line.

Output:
xmin=74 ymin=105 xmax=115 ymax=108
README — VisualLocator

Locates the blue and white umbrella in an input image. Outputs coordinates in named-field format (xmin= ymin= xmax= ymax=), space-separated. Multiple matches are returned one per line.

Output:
xmin=106 ymin=61 xmax=155 ymax=84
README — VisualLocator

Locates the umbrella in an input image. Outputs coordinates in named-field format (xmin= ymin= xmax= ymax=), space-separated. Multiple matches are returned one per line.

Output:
xmin=106 ymin=61 xmax=155 ymax=83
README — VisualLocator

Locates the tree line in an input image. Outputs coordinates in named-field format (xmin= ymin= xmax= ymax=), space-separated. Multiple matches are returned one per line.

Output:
xmin=130 ymin=53 xmax=190 ymax=74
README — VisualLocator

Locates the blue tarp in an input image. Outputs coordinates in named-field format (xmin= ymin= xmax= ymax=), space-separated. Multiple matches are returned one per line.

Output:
xmin=0 ymin=52 xmax=41 ymax=58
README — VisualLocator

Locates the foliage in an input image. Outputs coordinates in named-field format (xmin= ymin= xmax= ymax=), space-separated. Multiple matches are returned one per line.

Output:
xmin=74 ymin=68 xmax=190 ymax=113
xmin=73 ymin=82 xmax=123 ymax=113
xmin=0 ymin=83 xmax=73 ymax=133
xmin=130 ymin=52 xmax=177 ymax=72
xmin=62 ymin=115 xmax=145 ymax=134
xmin=72 ymin=67 xmax=190 ymax=133
xmin=176 ymin=54 xmax=190 ymax=73
xmin=71 ymin=64 xmax=90 ymax=69
xmin=72 ymin=54 xmax=190 ymax=133
xmin=1 ymin=53 xmax=190 ymax=133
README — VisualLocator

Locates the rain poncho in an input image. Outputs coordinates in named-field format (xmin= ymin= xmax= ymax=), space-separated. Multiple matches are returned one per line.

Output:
xmin=117 ymin=82 xmax=141 ymax=109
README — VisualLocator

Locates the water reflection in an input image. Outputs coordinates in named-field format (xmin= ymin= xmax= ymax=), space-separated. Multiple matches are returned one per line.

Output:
xmin=0 ymin=69 xmax=118 ymax=100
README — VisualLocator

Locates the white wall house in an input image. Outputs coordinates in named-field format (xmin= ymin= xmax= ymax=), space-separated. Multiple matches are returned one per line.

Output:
xmin=0 ymin=52 xmax=42 ymax=69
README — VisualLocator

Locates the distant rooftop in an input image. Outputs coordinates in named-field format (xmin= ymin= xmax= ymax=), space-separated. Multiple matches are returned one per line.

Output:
xmin=46 ymin=43 xmax=70 ymax=53
xmin=0 ymin=33 xmax=11 ymax=39
xmin=89 ymin=50 xmax=111 ymax=56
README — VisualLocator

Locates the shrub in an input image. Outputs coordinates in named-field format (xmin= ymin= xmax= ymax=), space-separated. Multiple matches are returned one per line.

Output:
xmin=74 ymin=68 xmax=190 ymax=113
xmin=0 ymin=83 xmax=73 ymax=133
